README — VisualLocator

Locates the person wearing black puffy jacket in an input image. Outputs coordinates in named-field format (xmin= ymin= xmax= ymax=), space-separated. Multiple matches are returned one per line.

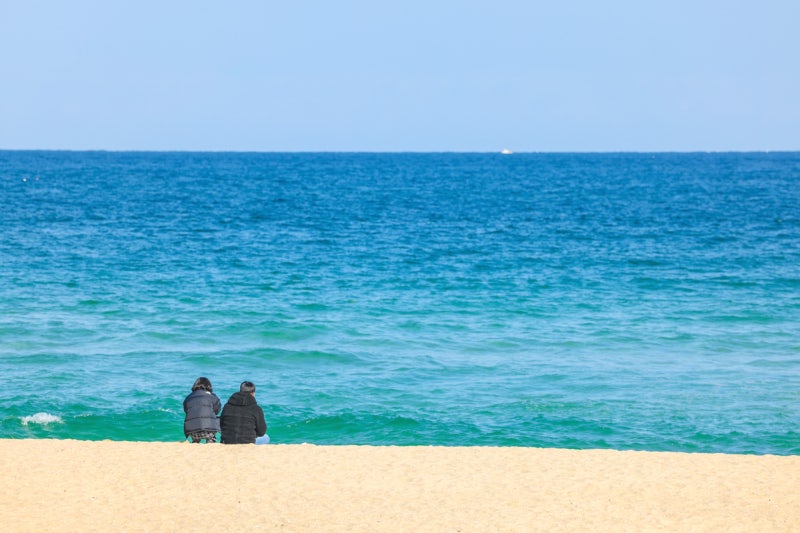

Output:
xmin=220 ymin=381 xmax=268 ymax=444
xmin=183 ymin=377 xmax=222 ymax=443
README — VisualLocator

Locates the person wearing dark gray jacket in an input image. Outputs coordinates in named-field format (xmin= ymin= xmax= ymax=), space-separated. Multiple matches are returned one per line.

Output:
xmin=220 ymin=381 xmax=268 ymax=444
xmin=183 ymin=377 xmax=222 ymax=443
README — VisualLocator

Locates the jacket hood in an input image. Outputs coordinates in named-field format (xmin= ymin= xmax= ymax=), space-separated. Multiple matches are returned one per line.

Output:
xmin=227 ymin=391 xmax=257 ymax=407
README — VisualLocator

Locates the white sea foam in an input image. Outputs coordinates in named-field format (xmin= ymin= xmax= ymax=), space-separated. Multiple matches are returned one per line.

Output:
xmin=20 ymin=412 xmax=63 ymax=425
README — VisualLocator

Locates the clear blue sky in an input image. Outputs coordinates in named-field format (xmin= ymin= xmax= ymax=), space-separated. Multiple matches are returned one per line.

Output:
xmin=1 ymin=1 xmax=798 ymax=151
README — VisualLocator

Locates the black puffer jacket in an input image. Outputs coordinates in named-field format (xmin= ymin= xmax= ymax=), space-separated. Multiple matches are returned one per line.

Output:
xmin=220 ymin=391 xmax=267 ymax=444
xmin=183 ymin=389 xmax=222 ymax=436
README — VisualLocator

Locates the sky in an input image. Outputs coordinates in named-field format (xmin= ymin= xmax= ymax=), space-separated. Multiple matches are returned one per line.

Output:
xmin=1 ymin=1 xmax=798 ymax=152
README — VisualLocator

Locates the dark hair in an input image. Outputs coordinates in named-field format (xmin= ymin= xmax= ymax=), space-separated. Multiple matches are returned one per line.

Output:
xmin=192 ymin=377 xmax=213 ymax=392
xmin=239 ymin=381 xmax=256 ymax=393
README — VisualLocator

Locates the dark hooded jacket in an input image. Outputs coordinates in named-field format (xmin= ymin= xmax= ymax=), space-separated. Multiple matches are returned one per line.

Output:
xmin=219 ymin=391 xmax=267 ymax=444
xmin=183 ymin=389 xmax=222 ymax=436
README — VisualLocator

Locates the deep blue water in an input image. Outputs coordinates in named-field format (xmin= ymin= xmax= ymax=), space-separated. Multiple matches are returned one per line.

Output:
xmin=1 ymin=151 xmax=799 ymax=454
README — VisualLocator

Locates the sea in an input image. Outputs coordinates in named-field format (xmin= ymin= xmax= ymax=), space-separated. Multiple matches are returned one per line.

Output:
xmin=1 ymin=151 xmax=798 ymax=454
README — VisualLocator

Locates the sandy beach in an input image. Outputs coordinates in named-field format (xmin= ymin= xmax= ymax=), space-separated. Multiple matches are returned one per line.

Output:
xmin=0 ymin=439 xmax=797 ymax=532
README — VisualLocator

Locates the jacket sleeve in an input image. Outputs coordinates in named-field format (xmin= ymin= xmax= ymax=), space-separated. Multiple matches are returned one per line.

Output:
xmin=255 ymin=406 xmax=267 ymax=437
xmin=213 ymin=394 xmax=222 ymax=414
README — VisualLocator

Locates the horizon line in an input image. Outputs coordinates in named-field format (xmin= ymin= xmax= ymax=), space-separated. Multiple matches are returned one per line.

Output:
xmin=1 ymin=148 xmax=798 ymax=155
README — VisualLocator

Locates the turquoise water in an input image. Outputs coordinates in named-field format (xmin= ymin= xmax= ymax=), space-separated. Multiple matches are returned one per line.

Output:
xmin=1 ymin=151 xmax=799 ymax=454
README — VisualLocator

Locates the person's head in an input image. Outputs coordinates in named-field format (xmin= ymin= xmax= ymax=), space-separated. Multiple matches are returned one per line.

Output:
xmin=192 ymin=377 xmax=213 ymax=392
xmin=239 ymin=381 xmax=256 ymax=395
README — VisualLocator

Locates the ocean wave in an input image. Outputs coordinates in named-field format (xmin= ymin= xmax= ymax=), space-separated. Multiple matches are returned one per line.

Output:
xmin=20 ymin=412 xmax=63 ymax=425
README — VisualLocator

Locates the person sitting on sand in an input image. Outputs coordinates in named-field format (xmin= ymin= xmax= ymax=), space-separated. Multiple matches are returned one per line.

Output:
xmin=183 ymin=377 xmax=222 ymax=443
xmin=220 ymin=381 xmax=268 ymax=444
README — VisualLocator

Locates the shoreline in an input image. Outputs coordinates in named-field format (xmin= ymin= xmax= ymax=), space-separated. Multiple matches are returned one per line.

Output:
xmin=1 ymin=440 xmax=798 ymax=531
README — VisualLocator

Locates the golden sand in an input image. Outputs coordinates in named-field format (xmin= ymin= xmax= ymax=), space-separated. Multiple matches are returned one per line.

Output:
xmin=0 ymin=439 xmax=798 ymax=532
